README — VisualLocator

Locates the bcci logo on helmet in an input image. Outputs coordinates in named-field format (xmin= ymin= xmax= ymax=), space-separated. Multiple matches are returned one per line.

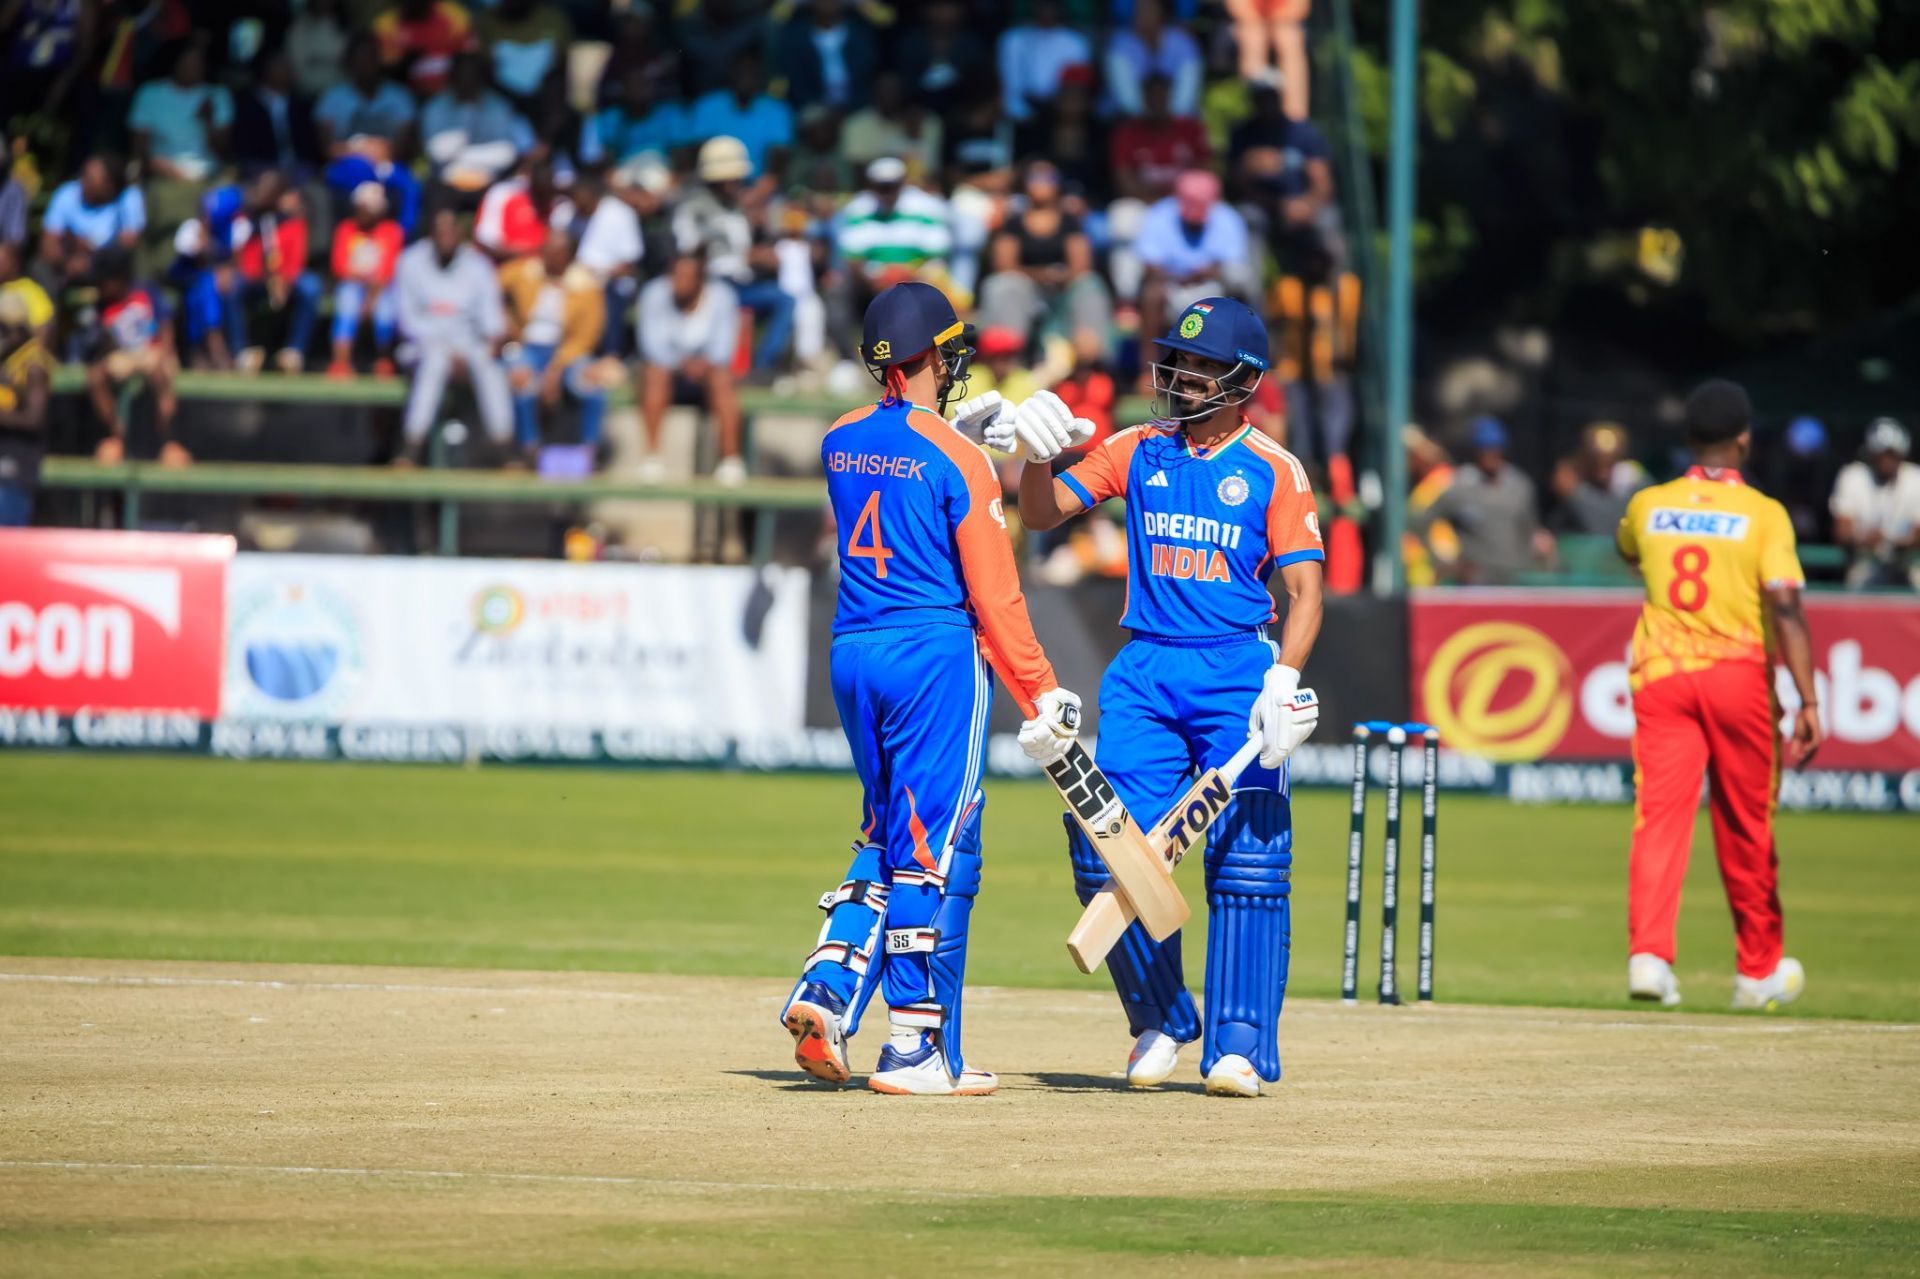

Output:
xmin=1179 ymin=311 xmax=1205 ymax=339
xmin=1422 ymin=621 xmax=1574 ymax=760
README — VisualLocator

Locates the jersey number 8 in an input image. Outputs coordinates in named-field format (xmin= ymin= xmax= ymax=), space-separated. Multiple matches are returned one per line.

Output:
xmin=1667 ymin=543 xmax=1709 ymax=612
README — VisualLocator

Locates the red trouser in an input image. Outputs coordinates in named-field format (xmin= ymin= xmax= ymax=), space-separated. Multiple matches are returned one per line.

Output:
xmin=1628 ymin=660 xmax=1783 ymax=979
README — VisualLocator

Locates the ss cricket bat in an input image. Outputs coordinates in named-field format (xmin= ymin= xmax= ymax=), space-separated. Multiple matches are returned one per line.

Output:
xmin=1041 ymin=738 xmax=1192 ymax=942
xmin=1066 ymin=735 xmax=1263 ymax=974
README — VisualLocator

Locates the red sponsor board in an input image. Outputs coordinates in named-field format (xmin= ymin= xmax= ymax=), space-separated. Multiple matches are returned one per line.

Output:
xmin=0 ymin=529 xmax=235 ymax=717
xmin=1410 ymin=588 xmax=1920 ymax=771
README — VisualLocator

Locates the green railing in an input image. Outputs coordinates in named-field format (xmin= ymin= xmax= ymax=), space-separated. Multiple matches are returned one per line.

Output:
xmin=38 ymin=458 xmax=827 ymax=559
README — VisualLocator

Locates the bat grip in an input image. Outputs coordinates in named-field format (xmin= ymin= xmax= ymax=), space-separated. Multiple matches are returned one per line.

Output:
xmin=1219 ymin=734 xmax=1263 ymax=787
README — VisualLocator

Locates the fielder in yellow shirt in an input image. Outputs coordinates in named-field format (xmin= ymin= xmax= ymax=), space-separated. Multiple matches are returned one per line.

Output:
xmin=1614 ymin=380 xmax=1822 ymax=1012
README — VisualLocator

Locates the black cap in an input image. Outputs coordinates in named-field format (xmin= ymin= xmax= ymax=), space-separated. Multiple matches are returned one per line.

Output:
xmin=862 ymin=281 xmax=963 ymax=367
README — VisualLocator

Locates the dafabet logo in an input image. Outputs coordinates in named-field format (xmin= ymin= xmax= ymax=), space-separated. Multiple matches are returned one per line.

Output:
xmin=1421 ymin=620 xmax=1575 ymax=760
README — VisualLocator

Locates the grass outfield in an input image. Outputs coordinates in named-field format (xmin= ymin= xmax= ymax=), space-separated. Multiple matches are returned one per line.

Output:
xmin=1 ymin=753 xmax=1915 ymax=1019
xmin=2 ymin=753 xmax=1918 ymax=1277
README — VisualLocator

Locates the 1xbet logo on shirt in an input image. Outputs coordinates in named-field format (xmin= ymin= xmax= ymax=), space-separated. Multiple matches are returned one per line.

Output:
xmin=1648 ymin=508 xmax=1750 ymax=539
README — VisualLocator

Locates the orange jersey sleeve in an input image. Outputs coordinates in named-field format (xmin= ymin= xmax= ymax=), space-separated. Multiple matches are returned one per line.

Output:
xmin=1248 ymin=432 xmax=1325 ymax=569
xmin=1620 ymin=471 xmax=1803 ymax=689
xmin=1059 ymin=424 xmax=1150 ymax=510
xmin=908 ymin=410 xmax=1057 ymax=713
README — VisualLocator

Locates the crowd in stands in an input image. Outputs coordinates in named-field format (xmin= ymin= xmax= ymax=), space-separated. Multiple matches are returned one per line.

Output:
xmin=0 ymin=0 xmax=1344 ymax=493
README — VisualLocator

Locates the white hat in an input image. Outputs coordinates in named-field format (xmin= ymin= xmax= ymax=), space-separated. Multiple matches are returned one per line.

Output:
xmin=0 ymin=289 xmax=29 ymax=328
xmin=614 ymin=150 xmax=674 ymax=196
xmin=350 ymin=181 xmax=388 ymax=214
xmin=866 ymin=156 xmax=907 ymax=184
xmin=697 ymin=135 xmax=753 ymax=183
xmin=1865 ymin=416 xmax=1910 ymax=457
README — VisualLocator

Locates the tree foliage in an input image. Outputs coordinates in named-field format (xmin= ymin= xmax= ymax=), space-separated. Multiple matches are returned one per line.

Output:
xmin=1346 ymin=0 xmax=1920 ymax=352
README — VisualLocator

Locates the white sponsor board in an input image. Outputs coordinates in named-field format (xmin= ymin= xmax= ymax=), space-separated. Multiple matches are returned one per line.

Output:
xmin=222 ymin=556 xmax=809 ymax=735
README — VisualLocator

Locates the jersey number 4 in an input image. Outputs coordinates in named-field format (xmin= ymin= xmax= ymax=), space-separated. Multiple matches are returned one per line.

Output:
xmin=1667 ymin=543 xmax=1709 ymax=612
xmin=849 ymin=493 xmax=895 ymax=579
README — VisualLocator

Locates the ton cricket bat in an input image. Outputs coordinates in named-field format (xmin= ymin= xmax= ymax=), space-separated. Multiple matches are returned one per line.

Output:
xmin=1066 ymin=735 xmax=1263 ymax=974
xmin=1041 ymin=738 xmax=1192 ymax=942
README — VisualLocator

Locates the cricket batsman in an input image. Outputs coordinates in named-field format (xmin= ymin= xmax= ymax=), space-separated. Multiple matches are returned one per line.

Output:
xmin=781 ymin=282 xmax=1081 ymax=1095
xmin=1006 ymin=297 xmax=1325 ymax=1097
xmin=1617 ymin=379 xmax=1822 ymax=1010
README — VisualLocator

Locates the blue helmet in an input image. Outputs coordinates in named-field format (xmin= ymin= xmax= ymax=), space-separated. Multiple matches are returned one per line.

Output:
xmin=861 ymin=281 xmax=976 ymax=411
xmin=1151 ymin=296 xmax=1270 ymax=422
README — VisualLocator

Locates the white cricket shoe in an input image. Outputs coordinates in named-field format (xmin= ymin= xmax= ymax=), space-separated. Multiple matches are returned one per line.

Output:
xmin=713 ymin=455 xmax=748 ymax=487
xmin=1203 ymin=1054 xmax=1261 ymax=1098
xmin=868 ymin=1036 xmax=997 ymax=1096
xmin=1732 ymin=957 xmax=1805 ymax=1011
xmin=1126 ymin=1030 xmax=1181 ymax=1087
xmin=1628 ymin=953 xmax=1682 ymax=1007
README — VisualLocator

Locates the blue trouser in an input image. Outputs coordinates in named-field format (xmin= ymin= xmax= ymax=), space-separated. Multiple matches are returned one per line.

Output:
xmin=734 ymin=278 xmax=795 ymax=372
xmin=1067 ymin=633 xmax=1295 ymax=1081
xmin=226 ymin=273 xmax=322 ymax=356
xmin=332 ymin=280 xmax=397 ymax=348
xmin=508 ymin=341 xmax=607 ymax=447
xmin=0 ymin=482 xmax=32 ymax=526
xmin=789 ymin=622 xmax=992 ymax=1075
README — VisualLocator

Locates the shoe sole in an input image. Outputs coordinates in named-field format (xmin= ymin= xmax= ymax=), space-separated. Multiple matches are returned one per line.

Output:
xmin=868 ymin=1074 xmax=998 ymax=1097
xmin=784 ymin=1004 xmax=848 ymax=1085
xmin=1204 ymin=1078 xmax=1260 ymax=1098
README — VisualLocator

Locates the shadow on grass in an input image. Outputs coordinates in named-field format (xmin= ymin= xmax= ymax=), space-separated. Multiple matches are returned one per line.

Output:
xmin=1019 ymin=1071 xmax=1208 ymax=1095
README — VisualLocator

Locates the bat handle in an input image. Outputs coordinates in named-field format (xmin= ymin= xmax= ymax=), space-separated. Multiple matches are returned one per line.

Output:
xmin=1218 ymin=733 xmax=1263 ymax=788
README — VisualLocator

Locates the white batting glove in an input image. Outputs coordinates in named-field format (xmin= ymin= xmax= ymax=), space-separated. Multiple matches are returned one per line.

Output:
xmin=1249 ymin=664 xmax=1319 ymax=769
xmin=1018 ymin=686 xmax=1083 ymax=767
xmin=1010 ymin=390 xmax=1096 ymax=463
xmin=948 ymin=390 xmax=1008 ymax=444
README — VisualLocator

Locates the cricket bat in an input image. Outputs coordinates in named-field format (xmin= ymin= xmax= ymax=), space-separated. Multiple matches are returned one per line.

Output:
xmin=1041 ymin=738 xmax=1192 ymax=942
xmin=1066 ymin=735 xmax=1263 ymax=974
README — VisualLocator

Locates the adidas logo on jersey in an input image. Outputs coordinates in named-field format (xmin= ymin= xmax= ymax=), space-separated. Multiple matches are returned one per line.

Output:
xmin=1146 ymin=471 xmax=1169 ymax=487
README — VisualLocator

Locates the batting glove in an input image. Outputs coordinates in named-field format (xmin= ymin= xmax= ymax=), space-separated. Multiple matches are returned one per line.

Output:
xmin=1018 ymin=686 xmax=1083 ymax=767
xmin=1249 ymin=664 xmax=1319 ymax=769
xmin=949 ymin=390 xmax=1008 ymax=445
xmin=1011 ymin=390 xmax=1096 ymax=463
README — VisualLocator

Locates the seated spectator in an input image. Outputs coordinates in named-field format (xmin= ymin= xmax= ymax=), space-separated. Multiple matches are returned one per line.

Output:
xmin=130 ymin=41 xmax=233 ymax=250
xmin=1012 ymin=64 xmax=1106 ymax=199
xmin=562 ymin=170 xmax=645 ymax=357
xmin=395 ymin=208 xmax=512 ymax=460
xmin=789 ymin=105 xmax=853 ymax=195
xmin=1054 ymin=328 xmax=1116 ymax=448
xmin=286 ymin=0 xmax=351 ymax=97
xmin=674 ymin=138 xmax=792 ymax=376
xmin=997 ymin=0 xmax=1092 ymax=124
xmin=42 ymin=156 xmax=147 ymax=285
xmin=584 ymin=64 xmax=688 ymax=167
xmin=1402 ymin=425 xmax=1457 ymax=587
xmin=1227 ymin=0 xmax=1311 ymax=121
xmin=776 ymin=0 xmax=880 ymax=113
xmin=1550 ymin=422 xmax=1649 ymax=534
xmin=315 ymin=35 xmax=419 ymax=165
xmin=1231 ymin=82 xmax=1334 ymax=273
xmin=832 ymin=157 xmax=954 ymax=335
xmin=678 ymin=0 xmax=763 ymax=100
xmin=689 ymin=51 xmax=794 ymax=186
xmin=966 ymin=325 xmax=1040 ymax=405
xmin=328 ymin=183 xmax=405 ymax=376
xmin=234 ymin=50 xmax=323 ymax=179
xmin=977 ymin=160 xmax=1111 ymax=349
xmin=636 ymin=246 xmax=744 ymax=485
xmin=0 ymin=243 xmax=53 ymax=345
xmin=86 ymin=249 xmax=186 ymax=467
xmin=1134 ymin=169 xmax=1256 ymax=341
xmin=316 ymin=35 xmax=425 ymax=233
xmin=1412 ymin=417 xmax=1554 ymax=585
xmin=601 ymin=7 xmax=680 ymax=107
xmin=842 ymin=71 xmax=943 ymax=184
xmin=0 ymin=290 xmax=52 ymax=527
xmin=1831 ymin=417 xmax=1920 ymax=590
xmin=1765 ymin=415 xmax=1836 ymax=543
xmin=473 ymin=157 xmax=566 ymax=261
xmin=1106 ymin=0 xmax=1202 ymax=119
xmin=897 ymin=0 xmax=991 ymax=117
xmin=502 ymin=228 xmax=608 ymax=454
xmin=422 ymin=52 xmax=536 ymax=207
xmin=1108 ymin=72 xmax=1210 ymax=299
xmin=524 ymin=69 xmax=586 ymax=172
xmin=179 ymin=174 xmax=322 ymax=373
xmin=373 ymin=0 xmax=475 ymax=97
xmin=478 ymin=0 xmax=572 ymax=110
